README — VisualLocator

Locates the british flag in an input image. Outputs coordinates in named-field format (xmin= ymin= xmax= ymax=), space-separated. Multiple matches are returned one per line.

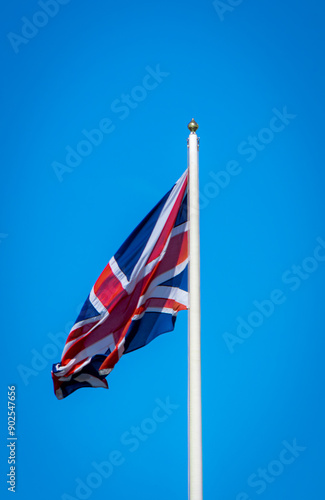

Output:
xmin=52 ymin=170 xmax=188 ymax=399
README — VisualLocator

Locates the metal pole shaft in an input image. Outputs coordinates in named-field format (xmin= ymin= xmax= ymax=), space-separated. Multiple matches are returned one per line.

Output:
xmin=187 ymin=119 xmax=203 ymax=500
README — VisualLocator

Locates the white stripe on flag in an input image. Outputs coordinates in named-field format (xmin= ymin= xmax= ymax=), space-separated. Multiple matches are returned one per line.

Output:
xmin=137 ymin=259 xmax=188 ymax=307
xmin=89 ymin=286 xmax=108 ymax=315
xmin=170 ymin=221 xmax=188 ymax=236
xmin=133 ymin=306 xmax=180 ymax=321
xmin=109 ymin=256 xmax=130 ymax=289
xmin=129 ymin=170 xmax=187 ymax=286
xmin=58 ymin=334 xmax=115 ymax=377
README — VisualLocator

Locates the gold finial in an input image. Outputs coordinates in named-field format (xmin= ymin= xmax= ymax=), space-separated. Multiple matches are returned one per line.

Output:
xmin=188 ymin=118 xmax=199 ymax=133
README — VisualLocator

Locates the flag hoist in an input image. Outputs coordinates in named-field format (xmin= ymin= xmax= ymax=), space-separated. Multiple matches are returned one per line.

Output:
xmin=187 ymin=118 xmax=203 ymax=500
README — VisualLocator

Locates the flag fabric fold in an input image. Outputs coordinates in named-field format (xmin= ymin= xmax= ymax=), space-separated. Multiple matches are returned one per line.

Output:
xmin=52 ymin=170 xmax=188 ymax=399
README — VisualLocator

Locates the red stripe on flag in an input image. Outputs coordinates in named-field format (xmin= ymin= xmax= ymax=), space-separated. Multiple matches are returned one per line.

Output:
xmin=155 ymin=233 xmax=187 ymax=275
xmin=94 ymin=262 xmax=126 ymax=312
xmin=135 ymin=297 xmax=187 ymax=316
xmin=66 ymin=320 xmax=100 ymax=343
xmin=147 ymin=174 xmax=187 ymax=265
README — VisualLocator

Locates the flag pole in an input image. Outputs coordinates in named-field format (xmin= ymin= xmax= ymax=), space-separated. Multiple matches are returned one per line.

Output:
xmin=187 ymin=118 xmax=203 ymax=500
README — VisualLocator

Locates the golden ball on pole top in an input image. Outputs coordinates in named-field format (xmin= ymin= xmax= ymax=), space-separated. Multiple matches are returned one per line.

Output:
xmin=188 ymin=118 xmax=199 ymax=133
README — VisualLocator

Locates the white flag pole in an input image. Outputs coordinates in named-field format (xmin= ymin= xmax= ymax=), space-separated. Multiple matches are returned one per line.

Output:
xmin=187 ymin=118 xmax=203 ymax=500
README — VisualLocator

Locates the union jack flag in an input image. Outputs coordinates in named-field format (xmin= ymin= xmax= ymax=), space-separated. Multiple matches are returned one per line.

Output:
xmin=52 ymin=170 xmax=188 ymax=399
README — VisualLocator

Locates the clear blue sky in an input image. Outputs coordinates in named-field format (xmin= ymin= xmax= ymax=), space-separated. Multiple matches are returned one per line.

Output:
xmin=2 ymin=1 xmax=325 ymax=499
